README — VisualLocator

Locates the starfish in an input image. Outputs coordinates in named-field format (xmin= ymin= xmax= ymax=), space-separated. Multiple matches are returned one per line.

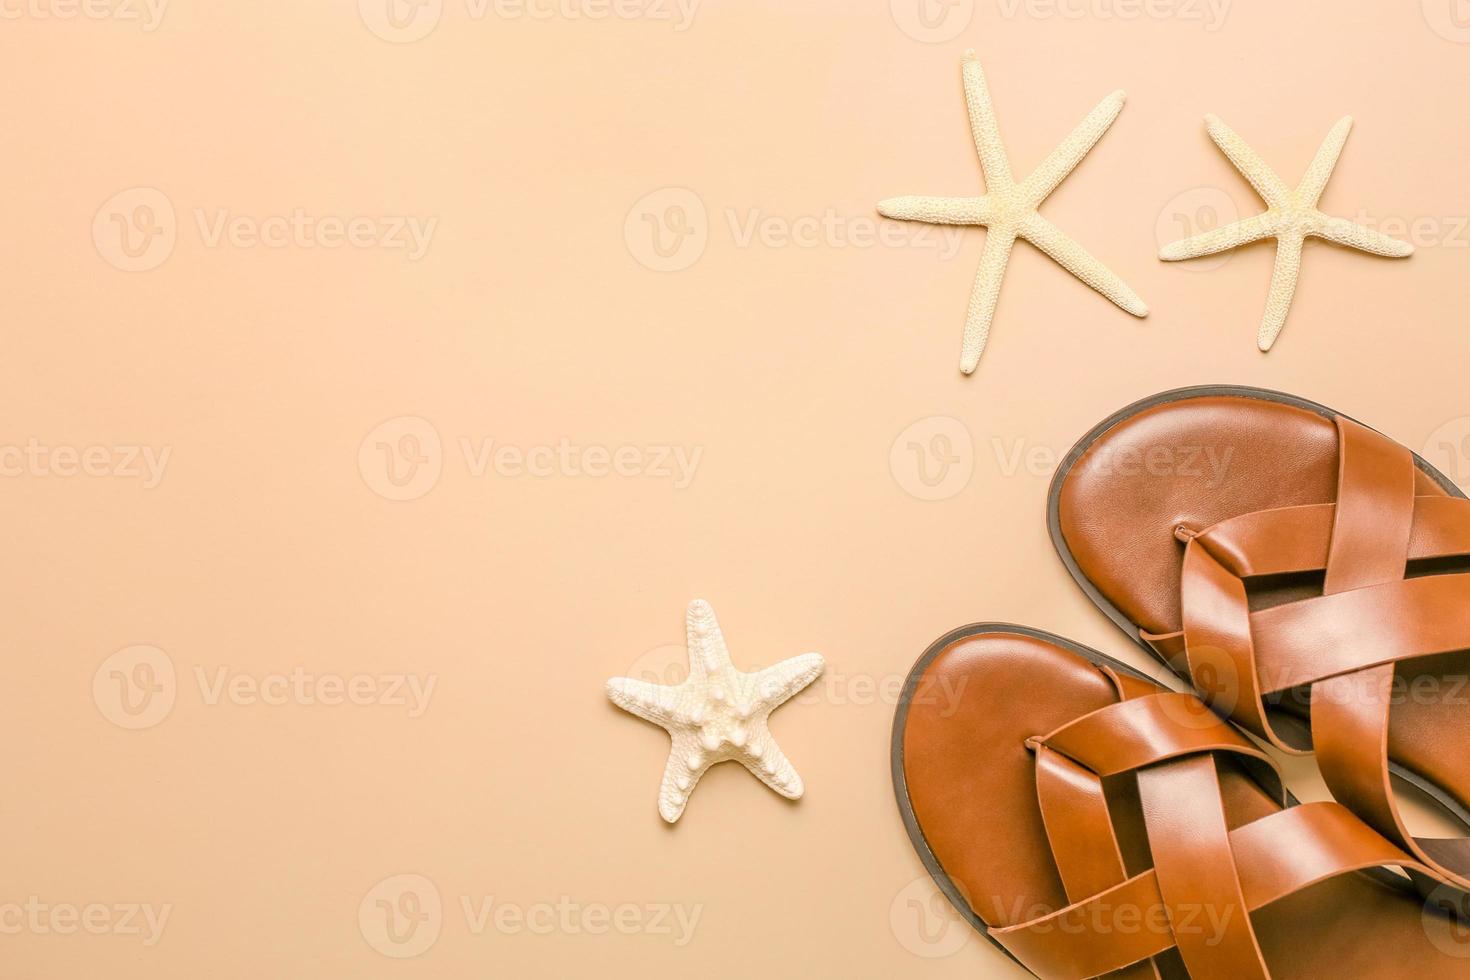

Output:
xmin=605 ymin=600 xmax=825 ymax=823
xmin=1159 ymin=114 xmax=1414 ymax=351
xmin=877 ymin=53 xmax=1149 ymax=374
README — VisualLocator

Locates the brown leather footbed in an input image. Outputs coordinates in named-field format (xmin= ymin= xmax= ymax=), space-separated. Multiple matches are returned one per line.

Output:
xmin=891 ymin=624 xmax=1470 ymax=979
xmin=1047 ymin=385 xmax=1470 ymax=828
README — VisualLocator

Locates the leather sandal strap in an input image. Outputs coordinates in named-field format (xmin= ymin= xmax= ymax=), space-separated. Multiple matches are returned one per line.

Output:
xmin=1181 ymin=496 xmax=1470 ymax=579
xmin=1173 ymin=415 xmax=1470 ymax=889
xmin=1033 ymin=669 xmax=1170 ymax=980
xmin=1312 ymin=418 xmax=1439 ymax=875
xmin=993 ymin=797 xmax=1434 ymax=980
xmin=1038 ymin=692 xmax=1280 ymax=791
xmin=1178 ymin=537 xmax=1276 ymax=745
xmin=1009 ymin=686 xmax=1281 ymax=978
xmin=1251 ymin=573 xmax=1470 ymax=691
xmin=1322 ymin=417 xmax=1414 ymax=593
xmin=1036 ymin=746 xmax=1131 ymax=903
xmin=1136 ymin=755 xmax=1268 ymax=979
xmin=1034 ymin=748 xmax=1166 ymax=980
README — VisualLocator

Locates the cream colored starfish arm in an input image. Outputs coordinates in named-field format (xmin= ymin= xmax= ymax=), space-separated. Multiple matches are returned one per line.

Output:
xmin=605 ymin=676 xmax=680 ymax=726
xmin=1310 ymin=214 xmax=1415 ymax=257
xmin=1020 ymin=213 xmax=1149 ymax=317
xmin=657 ymin=730 xmax=707 ymax=823
xmin=961 ymin=56 xmax=1013 ymax=187
xmin=1259 ymin=234 xmax=1305 ymax=351
xmin=1019 ymin=91 xmax=1126 ymax=207
xmin=958 ymin=229 xmax=1017 ymax=374
xmin=1159 ymin=212 xmax=1282 ymax=261
xmin=1205 ymin=114 xmax=1292 ymax=209
xmin=751 ymin=652 xmax=826 ymax=709
xmin=1296 ymin=116 xmax=1353 ymax=209
xmin=876 ymin=195 xmax=993 ymax=225
xmin=685 ymin=599 xmax=727 ymax=679
xmin=738 ymin=735 xmax=803 ymax=799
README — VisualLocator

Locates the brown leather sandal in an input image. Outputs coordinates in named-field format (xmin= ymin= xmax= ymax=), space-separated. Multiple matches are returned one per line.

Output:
xmin=1049 ymin=385 xmax=1470 ymax=893
xmin=893 ymin=624 xmax=1470 ymax=979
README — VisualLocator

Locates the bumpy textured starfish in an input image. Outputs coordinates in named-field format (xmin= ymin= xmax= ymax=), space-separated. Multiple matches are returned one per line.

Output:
xmin=606 ymin=600 xmax=824 ymax=823
xmin=878 ymin=53 xmax=1148 ymax=374
xmin=1160 ymin=114 xmax=1414 ymax=351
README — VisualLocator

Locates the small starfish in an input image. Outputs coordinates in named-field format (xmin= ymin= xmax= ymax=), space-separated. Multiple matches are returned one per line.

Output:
xmin=1159 ymin=114 xmax=1414 ymax=351
xmin=606 ymin=600 xmax=824 ymax=823
xmin=878 ymin=52 xmax=1149 ymax=374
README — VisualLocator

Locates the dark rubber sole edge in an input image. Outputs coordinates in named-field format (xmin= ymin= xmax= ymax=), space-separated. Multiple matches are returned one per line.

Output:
xmin=1044 ymin=383 xmax=1470 ymax=830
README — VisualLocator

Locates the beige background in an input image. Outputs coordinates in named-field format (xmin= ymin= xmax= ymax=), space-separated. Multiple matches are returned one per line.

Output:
xmin=3 ymin=0 xmax=1470 ymax=976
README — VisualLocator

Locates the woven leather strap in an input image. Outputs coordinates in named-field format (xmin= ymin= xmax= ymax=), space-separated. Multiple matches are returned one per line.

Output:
xmin=1148 ymin=416 xmax=1470 ymax=890
xmin=993 ymin=664 xmax=1436 ymax=980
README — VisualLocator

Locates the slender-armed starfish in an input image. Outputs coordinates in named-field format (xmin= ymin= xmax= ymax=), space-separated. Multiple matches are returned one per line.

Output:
xmin=1159 ymin=114 xmax=1413 ymax=351
xmin=878 ymin=53 xmax=1149 ymax=374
